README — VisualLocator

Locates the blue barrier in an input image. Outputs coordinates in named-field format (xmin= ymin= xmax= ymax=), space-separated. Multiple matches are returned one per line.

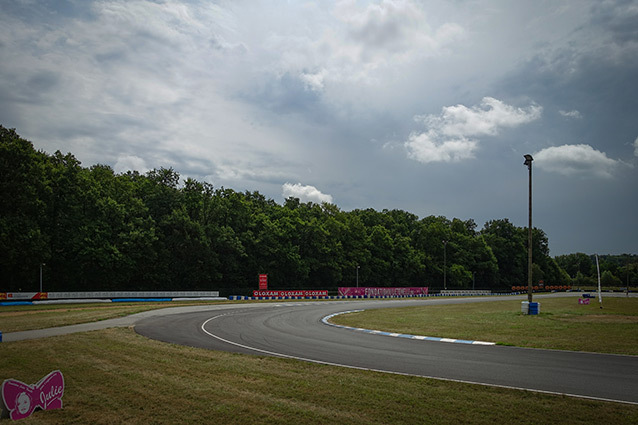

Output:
xmin=528 ymin=302 xmax=540 ymax=315
xmin=0 ymin=301 xmax=34 ymax=306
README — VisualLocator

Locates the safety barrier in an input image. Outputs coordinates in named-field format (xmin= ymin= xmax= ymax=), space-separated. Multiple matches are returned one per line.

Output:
xmin=0 ymin=291 xmax=225 ymax=306
xmin=228 ymin=292 xmax=515 ymax=301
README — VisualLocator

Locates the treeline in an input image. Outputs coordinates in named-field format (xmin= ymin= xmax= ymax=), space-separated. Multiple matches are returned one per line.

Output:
xmin=555 ymin=253 xmax=638 ymax=289
xmin=2 ymin=126 xmax=630 ymax=296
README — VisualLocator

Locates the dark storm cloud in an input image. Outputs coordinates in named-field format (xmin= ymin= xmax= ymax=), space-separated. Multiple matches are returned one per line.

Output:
xmin=239 ymin=73 xmax=323 ymax=116
xmin=2 ymin=0 xmax=95 ymax=23
xmin=496 ymin=5 xmax=638 ymax=160
xmin=590 ymin=0 xmax=638 ymax=45
xmin=484 ymin=1 xmax=638 ymax=254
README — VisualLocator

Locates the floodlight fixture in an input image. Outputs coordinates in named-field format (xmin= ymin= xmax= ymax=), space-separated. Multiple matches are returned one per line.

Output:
xmin=524 ymin=154 xmax=534 ymax=168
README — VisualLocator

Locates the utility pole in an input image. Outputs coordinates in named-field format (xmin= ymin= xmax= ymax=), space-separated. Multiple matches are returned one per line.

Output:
xmin=524 ymin=154 xmax=533 ymax=304
xmin=40 ymin=263 xmax=45 ymax=293
xmin=442 ymin=240 xmax=447 ymax=290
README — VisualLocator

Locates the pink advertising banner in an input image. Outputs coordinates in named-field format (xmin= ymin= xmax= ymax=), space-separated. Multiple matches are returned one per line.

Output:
xmin=1 ymin=370 xmax=64 ymax=421
xmin=338 ymin=287 xmax=429 ymax=297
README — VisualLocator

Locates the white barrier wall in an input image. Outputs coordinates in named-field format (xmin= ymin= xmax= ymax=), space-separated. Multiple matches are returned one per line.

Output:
xmin=2 ymin=291 xmax=219 ymax=300
xmin=439 ymin=290 xmax=491 ymax=296
xmin=47 ymin=291 xmax=220 ymax=299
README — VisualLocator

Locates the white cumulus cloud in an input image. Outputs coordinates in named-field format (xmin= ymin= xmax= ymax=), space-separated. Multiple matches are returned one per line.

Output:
xmin=339 ymin=0 xmax=436 ymax=53
xmin=405 ymin=133 xmax=478 ymax=163
xmin=282 ymin=183 xmax=333 ymax=204
xmin=406 ymin=97 xmax=542 ymax=163
xmin=633 ymin=136 xmax=638 ymax=157
xmin=559 ymin=110 xmax=583 ymax=119
xmin=315 ymin=0 xmax=465 ymax=85
xmin=114 ymin=155 xmax=149 ymax=174
xmin=534 ymin=144 xmax=619 ymax=178
xmin=300 ymin=69 xmax=328 ymax=92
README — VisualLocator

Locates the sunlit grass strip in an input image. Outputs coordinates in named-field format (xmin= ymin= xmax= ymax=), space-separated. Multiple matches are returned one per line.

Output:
xmin=331 ymin=297 xmax=638 ymax=355
xmin=0 ymin=297 xmax=379 ymax=333
xmin=0 ymin=300 xmax=229 ymax=333
xmin=1 ymin=328 xmax=636 ymax=424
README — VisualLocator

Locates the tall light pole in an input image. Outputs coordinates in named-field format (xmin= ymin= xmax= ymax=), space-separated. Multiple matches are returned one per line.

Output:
xmin=40 ymin=263 xmax=45 ymax=293
xmin=356 ymin=265 xmax=360 ymax=287
xmin=442 ymin=240 xmax=447 ymax=290
xmin=524 ymin=154 xmax=533 ymax=304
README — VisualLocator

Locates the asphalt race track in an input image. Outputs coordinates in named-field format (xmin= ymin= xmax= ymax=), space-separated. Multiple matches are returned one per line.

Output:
xmin=134 ymin=295 xmax=638 ymax=405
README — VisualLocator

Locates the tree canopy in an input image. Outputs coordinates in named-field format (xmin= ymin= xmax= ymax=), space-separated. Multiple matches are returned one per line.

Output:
xmin=1 ymin=126 xmax=634 ymax=295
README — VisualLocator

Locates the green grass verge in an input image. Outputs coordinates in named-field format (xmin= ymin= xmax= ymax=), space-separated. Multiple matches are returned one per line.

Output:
xmin=332 ymin=297 xmax=638 ymax=355
xmin=0 ymin=299 xmax=349 ymax=333
xmin=0 ymin=301 xmax=231 ymax=333
xmin=1 ymin=328 xmax=636 ymax=424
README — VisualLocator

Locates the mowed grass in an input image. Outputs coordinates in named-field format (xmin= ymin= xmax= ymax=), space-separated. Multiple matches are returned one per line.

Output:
xmin=1 ymin=328 xmax=636 ymax=424
xmin=0 ymin=300 xmax=230 ymax=333
xmin=332 ymin=297 xmax=638 ymax=355
xmin=0 ymin=299 xmax=340 ymax=333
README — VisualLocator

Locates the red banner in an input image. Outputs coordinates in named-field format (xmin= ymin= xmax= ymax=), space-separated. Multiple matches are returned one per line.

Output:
xmin=259 ymin=274 xmax=268 ymax=290
xmin=2 ymin=292 xmax=48 ymax=300
xmin=253 ymin=290 xmax=328 ymax=297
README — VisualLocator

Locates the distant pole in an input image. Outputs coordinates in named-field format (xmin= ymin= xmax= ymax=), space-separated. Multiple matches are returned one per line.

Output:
xmin=442 ymin=240 xmax=447 ymax=290
xmin=627 ymin=263 xmax=630 ymax=298
xmin=473 ymin=271 xmax=476 ymax=290
xmin=596 ymin=254 xmax=603 ymax=309
xmin=356 ymin=265 xmax=360 ymax=287
xmin=39 ymin=263 xmax=45 ymax=293
xmin=524 ymin=154 xmax=534 ymax=304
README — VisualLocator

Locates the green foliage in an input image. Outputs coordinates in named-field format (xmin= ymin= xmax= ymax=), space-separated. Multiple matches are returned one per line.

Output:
xmin=3 ymin=125 xmax=613 ymax=294
xmin=574 ymin=271 xmax=596 ymax=287
xmin=555 ymin=252 xmax=594 ymax=277
xmin=0 ymin=127 xmax=51 ymax=289
xmin=556 ymin=253 xmax=638 ymax=288
xmin=480 ymin=219 xmax=526 ymax=287
xmin=601 ymin=270 xmax=622 ymax=286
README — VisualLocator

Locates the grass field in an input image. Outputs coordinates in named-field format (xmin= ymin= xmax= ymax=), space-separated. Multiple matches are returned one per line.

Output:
xmin=331 ymin=297 xmax=638 ymax=355
xmin=1 ymin=296 xmax=637 ymax=423
xmin=1 ymin=327 xmax=636 ymax=424
xmin=0 ymin=300 xmax=230 ymax=333
xmin=0 ymin=299 xmax=341 ymax=333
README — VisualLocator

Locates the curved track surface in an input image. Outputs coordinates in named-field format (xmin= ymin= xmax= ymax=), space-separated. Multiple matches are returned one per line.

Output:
xmin=134 ymin=296 xmax=638 ymax=404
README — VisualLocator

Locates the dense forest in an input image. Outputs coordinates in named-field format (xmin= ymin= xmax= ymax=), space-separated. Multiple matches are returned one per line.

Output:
xmin=555 ymin=253 xmax=637 ymax=289
xmin=1 ymin=126 xmax=636 ymax=295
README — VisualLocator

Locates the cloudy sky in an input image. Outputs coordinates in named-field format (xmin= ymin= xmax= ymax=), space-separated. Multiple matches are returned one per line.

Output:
xmin=1 ymin=0 xmax=637 ymax=255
